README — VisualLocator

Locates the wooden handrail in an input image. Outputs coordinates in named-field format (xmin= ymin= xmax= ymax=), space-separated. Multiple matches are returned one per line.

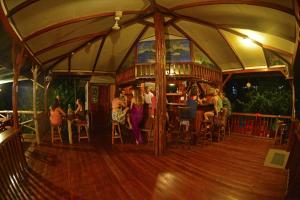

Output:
xmin=229 ymin=112 xmax=292 ymax=138
xmin=0 ymin=110 xmax=43 ymax=114
xmin=0 ymin=129 xmax=27 ymax=199
xmin=232 ymin=112 xmax=291 ymax=119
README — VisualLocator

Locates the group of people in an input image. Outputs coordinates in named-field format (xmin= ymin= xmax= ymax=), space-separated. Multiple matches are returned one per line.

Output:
xmin=186 ymin=86 xmax=232 ymax=128
xmin=112 ymin=85 xmax=232 ymax=144
xmin=112 ymin=87 xmax=155 ymax=144
xmin=49 ymin=96 xmax=85 ymax=141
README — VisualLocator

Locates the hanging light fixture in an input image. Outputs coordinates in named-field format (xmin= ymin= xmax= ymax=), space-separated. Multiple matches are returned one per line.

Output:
xmin=112 ymin=11 xmax=122 ymax=30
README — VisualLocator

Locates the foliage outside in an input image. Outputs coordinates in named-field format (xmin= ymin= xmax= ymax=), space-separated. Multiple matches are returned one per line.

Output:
xmin=225 ymin=75 xmax=291 ymax=116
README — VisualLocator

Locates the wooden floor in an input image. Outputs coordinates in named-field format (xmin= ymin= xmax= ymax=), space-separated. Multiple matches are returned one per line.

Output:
xmin=21 ymin=134 xmax=287 ymax=200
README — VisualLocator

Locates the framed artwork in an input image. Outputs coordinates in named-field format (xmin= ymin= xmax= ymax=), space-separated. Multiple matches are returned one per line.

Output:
xmin=137 ymin=40 xmax=156 ymax=63
xmin=137 ymin=39 xmax=192 ymax=63
xmin=166 ymin=39 xmax=191 ymax=62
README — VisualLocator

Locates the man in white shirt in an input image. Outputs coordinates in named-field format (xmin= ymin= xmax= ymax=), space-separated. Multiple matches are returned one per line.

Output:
xmin=144 ymin=87 xmax=154 ymax=107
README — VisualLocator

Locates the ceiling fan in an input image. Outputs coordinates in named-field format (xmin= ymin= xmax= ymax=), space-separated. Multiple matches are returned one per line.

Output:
xmin=112 ymin=11 xmax=123 ymax=30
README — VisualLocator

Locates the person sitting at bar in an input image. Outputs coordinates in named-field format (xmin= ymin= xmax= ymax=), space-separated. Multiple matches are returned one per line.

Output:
xmin=75 ymin=99 xmax=85 ymax=121
xmin=50 ymin=98 xmax=66 ymax=127
xmin=204 ymin=89 xmax=223 ymax=121
xmin=112 ymin=91 xmax=129 ymax=125
xmin=220 ymin=92 xmax=231 ymax=117
xmin=131 ymin=88 xmax=144 ymax=144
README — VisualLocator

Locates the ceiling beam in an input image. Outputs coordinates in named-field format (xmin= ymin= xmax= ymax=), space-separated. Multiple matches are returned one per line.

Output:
xmin=170 ymin=0 xmax=294 ymax=16
xmin=34 ymin=31 xmax=108 ymax=56
xmin=217 ymin=29 xmax=244 ymax=70
xmin=7 ymin=0 xmax=40 ymax=17
xmin=23 ymin=10 xmax=147 ymax=41
xmin=116 ymin=25 xmax=149 ymax=73
xmin=171 ymin=23 xmax=221 ymax=71
xmin=92 ymin=36 xmax=107 ymax=72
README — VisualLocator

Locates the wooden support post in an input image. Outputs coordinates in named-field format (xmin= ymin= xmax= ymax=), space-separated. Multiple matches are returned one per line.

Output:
xmin=289 ymin=78 xmax=296 ymax=119
xmin=44 ymin=81 xmax=51 ymax=114
xmin=11 ymin=41 xmax=25 ymax=130
xmin=153 ymin=12 xmax=166 ymax=156
xmin=32 ymin=65 xmax=40 ymax=144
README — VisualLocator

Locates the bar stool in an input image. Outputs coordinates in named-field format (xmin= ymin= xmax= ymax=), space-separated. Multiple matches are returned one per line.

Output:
xmin=51 ymin=124 xmax=63 ymax=143
xmin=176 ymin=106 xmax=193 ymax=148
xmin=76 ymin=120 xmax=89 ymax=142
xmin=112 ymin=121 xmax=123 ymax=144
xmin=199 ymin=117 xmax=213 ymax=145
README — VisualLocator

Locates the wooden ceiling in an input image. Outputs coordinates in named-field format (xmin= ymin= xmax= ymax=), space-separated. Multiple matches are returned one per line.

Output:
xmin=0 ymin=0 xmax=299 ymax=77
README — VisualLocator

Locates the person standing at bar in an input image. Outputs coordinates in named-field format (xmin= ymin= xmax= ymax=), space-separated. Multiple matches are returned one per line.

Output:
xmin=131 ymin=88 xmax=144 ymax=144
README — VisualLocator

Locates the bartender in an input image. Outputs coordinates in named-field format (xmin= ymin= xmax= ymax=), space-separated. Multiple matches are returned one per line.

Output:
xmin=144 ymin=86 xmax=154 ymax=116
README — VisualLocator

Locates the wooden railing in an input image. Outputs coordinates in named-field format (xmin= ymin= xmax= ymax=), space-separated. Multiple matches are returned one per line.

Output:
xmin=229 ymin=112 xmax=291 ymax=138
xmin=0 ymin=129 xmax=27 ymax=199
xmin=0 ymin=110 xmax=42 ymax=132
xmin=116 ymin=62 xmax=222 ymax=85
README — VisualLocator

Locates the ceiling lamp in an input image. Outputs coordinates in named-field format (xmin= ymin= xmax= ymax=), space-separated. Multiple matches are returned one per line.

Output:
xmin=112 ymin=11 xmax=122 ymax=30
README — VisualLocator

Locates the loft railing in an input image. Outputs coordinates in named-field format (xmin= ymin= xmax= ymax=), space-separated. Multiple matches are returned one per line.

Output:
xmin=116 ymin=62 xmax=222 ymax=85
xmin=229 ymin=112 xmax=291 ymax=138
xmin=0 ymin=129 xmax=27 ymax=199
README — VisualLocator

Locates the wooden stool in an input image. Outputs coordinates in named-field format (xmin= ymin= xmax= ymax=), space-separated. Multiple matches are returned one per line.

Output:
xmin=112 ymin=121 xmax=123 ymax=144
xmin=199 ymin=119 xmax=213 ymax=145
xmin=51 ymin=124 xmax=62 ymax=143
xmin=76 ymin=120 xmax=89 ymax=142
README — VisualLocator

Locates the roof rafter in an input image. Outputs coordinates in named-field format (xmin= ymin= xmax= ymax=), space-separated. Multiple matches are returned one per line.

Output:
xmin=6 ymin=0 xmax=39 ymax=17
xmin=217 ymin=29 xmax=244 ymax=70
xmin=170 ymin=0 xmax=294 ymax=16
xmin=171 ymin=23 xmax=221 ymax=71
xmin=44 ymin=12 xmax=155 ymax=70
xmin=176 ymin=14 xmax=294 ymax=58
xmin=92 ymin=35 xmax=107 ymax=72
xmin=116 ymin=25 xmax=149 ymax=73
xmin=23 ymin=10 xmax=142 ymax=41
xmin=45 ymin=35 xmax=105 ymax=71
xmin=0 ymin=5 xmax=41 ymax=66
xmin=34 ymin=31 xmax=109 ymax=56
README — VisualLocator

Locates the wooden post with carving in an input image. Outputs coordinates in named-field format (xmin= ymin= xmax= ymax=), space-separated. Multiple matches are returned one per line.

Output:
xmin=11 ymin=41 xmax=25 ymax=130
xmin=153 ymin=12 xmax=167 ymax=155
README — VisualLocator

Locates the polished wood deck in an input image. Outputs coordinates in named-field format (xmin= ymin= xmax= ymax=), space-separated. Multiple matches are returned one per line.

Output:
xmin=21 ymin=135 xmax=287 ymax=200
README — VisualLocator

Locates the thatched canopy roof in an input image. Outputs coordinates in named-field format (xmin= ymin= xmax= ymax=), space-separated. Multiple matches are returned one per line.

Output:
xmin=0 ymin=0 xmax=298 ymax=77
